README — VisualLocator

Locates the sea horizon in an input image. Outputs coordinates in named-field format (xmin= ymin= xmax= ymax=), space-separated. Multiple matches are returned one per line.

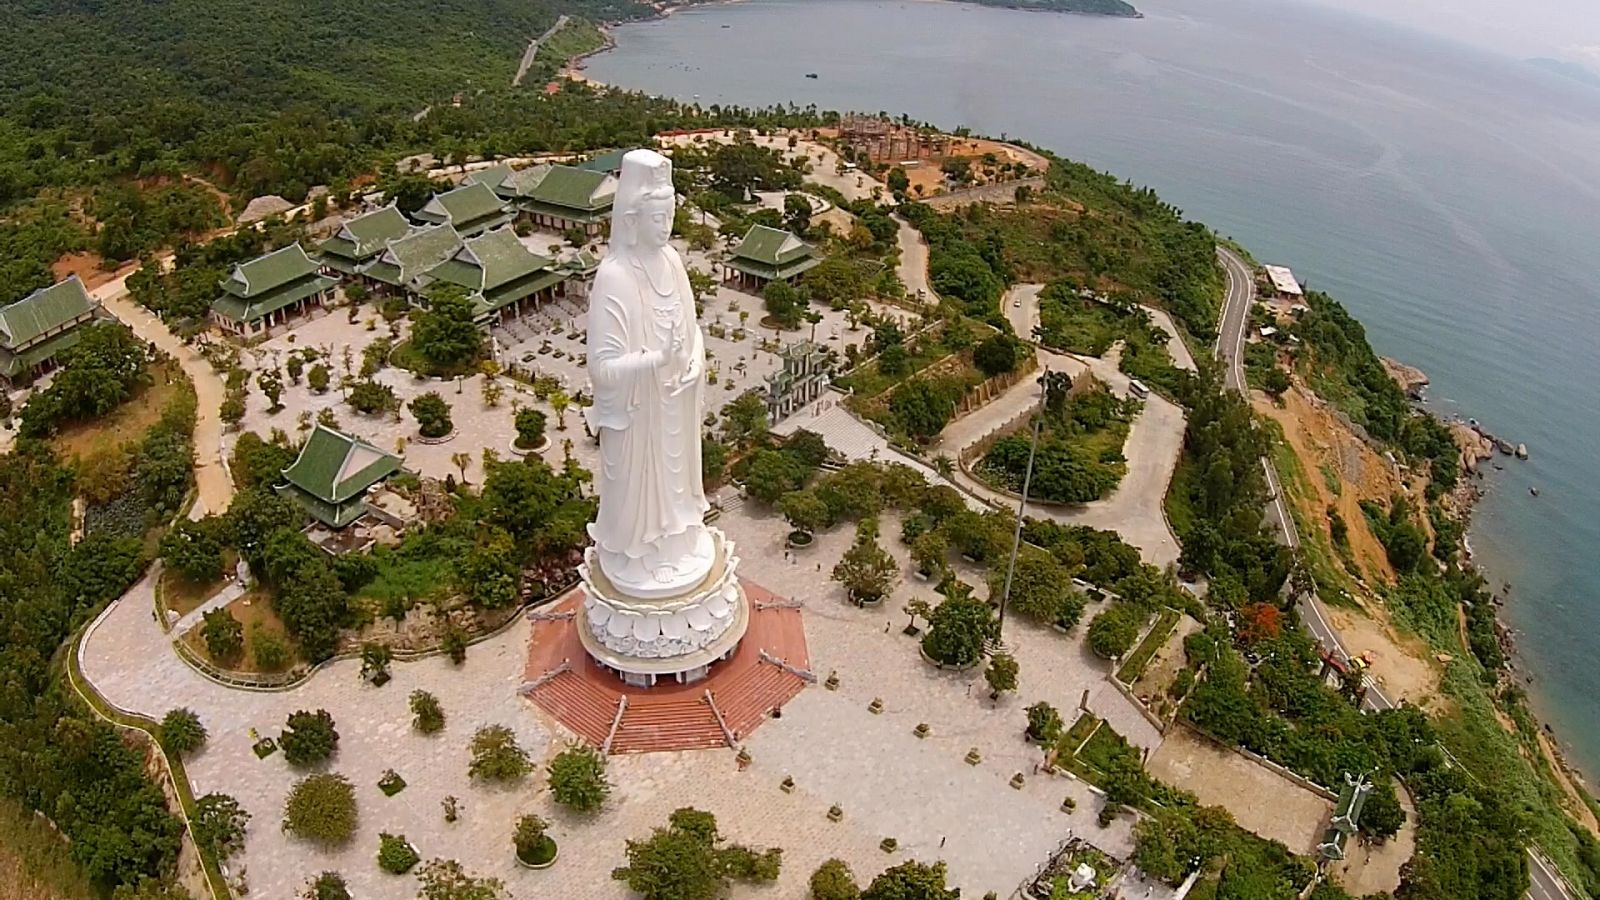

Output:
xmin=584 ymin=0 xmax=1600 ymax=777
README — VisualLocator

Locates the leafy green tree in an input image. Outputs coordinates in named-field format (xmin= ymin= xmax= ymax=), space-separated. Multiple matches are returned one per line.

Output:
xmin=457 ymin=525 xmax=519 ymax=608
xmin=286 ymin=353 xmax=305 ymax=384
xmin=1087 ymin=603 xmax=1144 ymax=659
xmin=513 ymin=407 xmax=547 ymax=449
xmin=831 ymin=518 xmax=897 ymax=604
xmin=547 ymin=744 xmax=610 ymax=813
xmin=280 ymin=709 xmax=340 ymax=767
xmin=783 ymin=193 xmax=813 ymax=236
xmin=921 ymin=591 xmax=995 ymax=667
xmin=251 ymin=627 xmax=291 ymax=671
xmin=469 ymin=725 xmax=531 ymax=782
xmin=18 ymin=322 xmax=148 ymax=436
xmin=415 ymin=859 xmax=508 ymax=900
xmin=200 ymin=608 xmax=244 ymax=665
xmin=810 ymin=858 xmax=861 ymax=900
xmin=720 ymin=392 xmax=770 ymax=447
xmin=514 ymin=814 xmax=556 ymax=864
xmin=348 ymin=379 xmax=396 ymax=414
xmin=410 ymin=690 xmax=445 ymax=734
xmin=360 ymin=641 xmax=392 ymax=685
xmin=1026 ymin=702 xmax=1063 ymax=743
xmin=412 ymin=286 xmax=483 ymax=371
xmin=988 ymin=551 xmax=1084 ymax=629
xmin=742 ymin=449 xmax=808 ymax=504
xmin=307 ymin=363 xmax=331 ymax=393
xmin=225 ymin=488 xmax=300 ymax=568
xmin=257 ymin=367 xmax=285 ymax=412
xmin=860 ymin=860 xmax=960 ymax=900
xmin=778 ymin=489 xmax=831 ymax=537
xmin=910 ymin=530 xmax=949 ymax=579
xmin=192 ymin=793 xmax=249 ymax=862
xmin=1360 ymin=778 xmax=1404 ymax=840
xmin=612 ymin=807 xmax=781 ymax=900
xmin=984 ymin=652 xmax=1019 ymax=698
xmin=283 ymin=773 xmax=358 ymax=846
xmin=409 ymin=392 xmax=454 ymax=438
xmin=889 ymin=377 xmax=965 ymax=441
xmin=973 ymin=333 xmax=1023 ymax=377
xmin=378 ymin=832 xmax=420 ymax=874
xmin=1261 ymin=366 xmax=1291 ymax=397
xmin=762 ymin=280 xmax=803 ymax=330
xmin=161 ymin=517 xmax=225 ymax=582
xmin=158 ymin=707 xmax=207 ymax=756
xmin=302 ymin=871 xmax=351 ymax=900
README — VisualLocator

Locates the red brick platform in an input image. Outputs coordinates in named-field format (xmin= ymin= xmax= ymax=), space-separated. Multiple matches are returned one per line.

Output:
xmin=522 ymin=579 xmax=810 ymax=754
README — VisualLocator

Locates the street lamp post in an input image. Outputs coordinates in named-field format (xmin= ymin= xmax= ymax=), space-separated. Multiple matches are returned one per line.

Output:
xmin=996 ymin=368 xmax=1047 ymax=641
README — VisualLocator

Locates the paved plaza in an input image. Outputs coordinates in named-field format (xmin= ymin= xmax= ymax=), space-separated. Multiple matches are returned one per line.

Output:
xmin=79 ymin=499 xmax=1157 ymax=899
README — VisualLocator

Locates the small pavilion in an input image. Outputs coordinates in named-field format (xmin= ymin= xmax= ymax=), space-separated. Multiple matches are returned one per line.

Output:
xmin=722 ymin=225 xmax=820 ymax=291
xmin=0 ymin=275 xmax=104 ymax=388
xmin=412 ymin=181 xmax=516 ymax=238
xmin=317 ymin=205 xmax=412 ymax=280
xmin=210 ymin=243 xmax=339 ymax=338
xmin=277 ymin=425 xmax=403 ymax=528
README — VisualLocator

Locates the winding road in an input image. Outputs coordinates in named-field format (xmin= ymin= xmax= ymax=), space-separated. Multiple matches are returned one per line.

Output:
xmin=1215 ymin=247 xmax=1575 ymax=900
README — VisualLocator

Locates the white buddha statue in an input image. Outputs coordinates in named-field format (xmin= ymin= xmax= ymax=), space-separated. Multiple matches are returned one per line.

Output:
xmin=585 ymin=149 xmax=714 ymax=599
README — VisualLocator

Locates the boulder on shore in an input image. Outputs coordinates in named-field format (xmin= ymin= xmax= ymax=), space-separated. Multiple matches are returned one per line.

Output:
xmin=1381 ymin=357 xmax=1430 ymax=399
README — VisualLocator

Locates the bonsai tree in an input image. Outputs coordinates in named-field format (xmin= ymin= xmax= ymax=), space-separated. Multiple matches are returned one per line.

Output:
xmin=349 ymin=379 xmax=397 ymax=414
xmin=831 ymin=517 xmax=897 ymax=606
xmin=257 ymin=367 xmax=285 ymax=412
xmin=378 ymin=832 xmax=420 ymax=875
xmin=778 ymin=489 xmax=830 ymax=541
xmin=410 ymin=689 xmax=445 ymax=734
xmin=281 ymin=709 xmax=340 ymax=767
xmin=861 ymin=860 xmax=959 ymax=900
xmin=547 ymin=744 xmax=610 ymax=813
xmin=286 ymin=354 xmax=305 ymax=384
xmin=903 ymin=597 xmax=933 ymax=636
xmin=282 ymin=773 xmax=358 ymax=846
xmin=513 ymin=814 xmax=558 ymax=866
xmin=360 ymin=641 xmax=392 ymax=686
xmin=469 ymin=725 xmax=532 ymax=782
xmin=810 ymin=858 xmax=861 ymax=900
xmin=409 ymin=392 xmax=453 ymax=438
xmin=159 ymin=707 xmax=207 ymax=757
xmin=513 ymin=407 xmax=547 ymax=450
xmin=1025 ymin=701 xmax=1064 ymax=744
xmin=307 ymin=363 xmax=331 ymax=393
xmin=910 ymin=530 xmax=948 ymax=579
xmin=612 ymin=807 xmax=781 ymax=899
xmin=920 ymin=591 xmax=995 ymax=668
xmin=415 ymin=859 xmax=508 ymax=898
xmin=984 ymin=652 xmax=1019 ymax=700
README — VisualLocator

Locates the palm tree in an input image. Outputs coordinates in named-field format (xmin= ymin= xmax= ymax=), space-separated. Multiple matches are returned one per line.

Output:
xmin=451 ymin=452 xmax=471 ymax=485
xmin=550 ymin=391 xmax=571 ymax=431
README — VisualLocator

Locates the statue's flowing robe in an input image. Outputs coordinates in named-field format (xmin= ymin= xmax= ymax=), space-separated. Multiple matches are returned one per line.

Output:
xmin=585 ymin=250 xmax=708 ymax=573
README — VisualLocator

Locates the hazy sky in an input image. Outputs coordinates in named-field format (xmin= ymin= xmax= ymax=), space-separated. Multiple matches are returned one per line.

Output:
xmin=1310 ymin=0 xmax=1600 ymax=64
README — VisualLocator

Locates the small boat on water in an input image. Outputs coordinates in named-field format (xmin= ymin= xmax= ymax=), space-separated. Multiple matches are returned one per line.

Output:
xmin=1530 ymin=486 xmax=1540 ymax=497
xmin=805 ymin=72 xmax=819 ymax=79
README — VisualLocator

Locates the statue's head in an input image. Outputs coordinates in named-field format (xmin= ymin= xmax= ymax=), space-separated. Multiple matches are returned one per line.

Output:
xmin=613 ymin=149 xmax=675 ymax=252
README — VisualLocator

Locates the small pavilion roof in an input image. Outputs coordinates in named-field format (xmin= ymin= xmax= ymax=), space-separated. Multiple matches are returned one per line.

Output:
xmin=281 ymin=425 xmax=402 ymax=505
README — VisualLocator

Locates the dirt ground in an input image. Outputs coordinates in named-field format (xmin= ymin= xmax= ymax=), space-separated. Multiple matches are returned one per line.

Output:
xmin=1324 ymin=603 xmax=1440 ymax=708
xmin=1129 ymin=615 xmax=1202 ymax=722
xmin=1255 ymin=383 xmax=1399 ymax=585
xmin=1331 ymin=780 xmax=1417 ymax=896
xmin=1147 ymin=724 xmax=1333 ymax=856
xmin=49 ymin=360 xmax=187 ymax=461
xmin=181 ymin=588 xmax=297 ymax=673
xmin=1540 ymin=729 xmax=1600 ymax=834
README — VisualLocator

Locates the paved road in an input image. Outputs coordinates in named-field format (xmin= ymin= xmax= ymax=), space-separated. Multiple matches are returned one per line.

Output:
xmin=1215 ymin=248 xmax=1575 ymax=899
xmin=895 ymin=214 xmax=934 ymax=303
xmin=512 ymin=14 xmax=569 ymax=87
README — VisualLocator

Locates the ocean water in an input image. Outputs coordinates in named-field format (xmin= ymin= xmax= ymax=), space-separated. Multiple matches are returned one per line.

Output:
xmin=587 ymin=0 xmax=1600 ymax=774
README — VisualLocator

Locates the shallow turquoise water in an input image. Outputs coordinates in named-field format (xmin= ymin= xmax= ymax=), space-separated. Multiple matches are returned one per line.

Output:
xmin=588 ymin=0 xmax=1600 ymax=774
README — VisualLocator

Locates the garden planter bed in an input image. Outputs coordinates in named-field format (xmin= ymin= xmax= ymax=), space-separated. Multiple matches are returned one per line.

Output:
xmin=413 ymin=429 xmax=457 ymax=445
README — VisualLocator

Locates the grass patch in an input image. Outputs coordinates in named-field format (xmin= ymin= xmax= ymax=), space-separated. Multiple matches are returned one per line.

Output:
xmin=536 ymin=17 xmax=606 ymax=65
xmin=355 ymin=545 xmax=457 ymax=608
xmin=1116 ymin=607 xmax=1181 ymax=683
xmin=1163 ymin=454 xmax=1198 ymax=537
xmin=0 ymin=797 xmax=96 ymax=900
xmin=48 ymin=359 xmax=185 ymax=461
xmin=157 ymin=550 xmax=238 ymax=619
xmin=1057 ymin=713 xmax=1101 ymax=757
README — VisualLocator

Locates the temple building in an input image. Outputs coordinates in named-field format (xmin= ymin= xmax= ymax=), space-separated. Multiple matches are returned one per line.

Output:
xmin=317 ymin=205 xmax=412 ymax=280
xmin=1317 ymin=773 xmax=1373 ymax=862
xmin=359 ymin=224 xmax=463 ymax=299
xmin=499 ymin=164 xmax=618 ymax=237
xmin=412 ymin=181 xmax=516 ymax=238
xmin=722 ymin=224 xmax=820 ymax=291
xmin=557 ymin=249 xmax=602 ymax=300
xmin=277 ymin=425 xmax=403 ymax=528
xmin=416 ymin=227 xmax=567 ymax=327
xmin=0 ymin=275 xmax=104 ymax=388
xmin=210 ymin=243 xmax=339 ymax=337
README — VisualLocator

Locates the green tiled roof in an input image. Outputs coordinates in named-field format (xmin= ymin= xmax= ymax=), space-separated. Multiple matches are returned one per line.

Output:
xmin=506 ymin=164 xmax=617 ymax=213
xmin=467 ymin=164 xmax=516 ymax=196
xmin=212 ymin=273 xmax=338 ymax=325
xmin=578 ymin=148 xmax=632 ymax=173
xmin=281 ymin=425 xmax=402 ymax=505
xmin=0 ymin=326 xmax=84 ymax=377
xmin=415 ymin=182 xmax=514 ymax=235
xmin=560 ymin=250 xmax=601 ymax=275
xmin=221 ymin=243 xmax=321 ymax=299
xmin=473 ymin=269 xmax=566 ymax=320
xmin=0 ymin=275 xmax=95 ymax=350
xmin=429 ymin=228 xmax=552 ymax=293
xmin=727 ymin=225 xmax=821 ymax=281
xmin=319 ymin=206 xmax=411 ymax=264
xmin=362 ymin=225 xmax=462 ymax=287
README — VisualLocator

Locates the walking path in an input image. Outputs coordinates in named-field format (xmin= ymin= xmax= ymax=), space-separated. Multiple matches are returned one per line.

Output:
xmin=170 ymin=580 xmax=248 ymax=636
xmin=895 ymin=213 xmax=933 ymax=301
xmin=94 ymin=269 xmax=234 ymax=517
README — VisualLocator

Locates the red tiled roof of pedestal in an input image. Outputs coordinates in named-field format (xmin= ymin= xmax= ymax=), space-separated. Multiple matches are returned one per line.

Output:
xmin=523 ymin=579 xmax=808 ymax=754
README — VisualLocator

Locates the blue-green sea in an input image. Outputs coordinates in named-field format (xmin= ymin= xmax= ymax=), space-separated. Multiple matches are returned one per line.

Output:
xmin=587 ymin=0 xmax=1600 ymax=774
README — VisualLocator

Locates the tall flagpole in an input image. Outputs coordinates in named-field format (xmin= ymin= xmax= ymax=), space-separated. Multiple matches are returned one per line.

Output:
xmin=996 ymin=368 xmax=1047 ymax=641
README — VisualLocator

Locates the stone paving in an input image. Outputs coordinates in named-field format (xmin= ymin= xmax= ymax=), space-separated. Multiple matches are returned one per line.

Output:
xmin=78 ymin=497 xmax=1156 ymax=899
